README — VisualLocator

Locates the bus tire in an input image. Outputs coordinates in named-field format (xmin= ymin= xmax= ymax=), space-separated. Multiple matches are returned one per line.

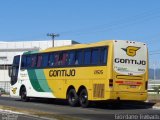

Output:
xmin=20 ymin=87 xmax=29 ymax=102
xmin=67 ymin=89 xmax=79 ymax=107
xmin=79 ymin=89 xmax=89 ymax=108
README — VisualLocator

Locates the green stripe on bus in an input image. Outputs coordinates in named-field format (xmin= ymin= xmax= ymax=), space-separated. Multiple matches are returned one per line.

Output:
xmin=28 ymin=69 xmax=44 ymax=92
xmin=35 ymin=69 xmax=51 ymax=92
xmin=23 ymin=51 xmax=39 ymax=55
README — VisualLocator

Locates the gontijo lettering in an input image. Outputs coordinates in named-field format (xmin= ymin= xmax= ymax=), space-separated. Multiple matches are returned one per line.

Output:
xmin=49 ymin=69 xmax=76 ymax=77
xmin=115 ymin=58 xmax=146 ymax=65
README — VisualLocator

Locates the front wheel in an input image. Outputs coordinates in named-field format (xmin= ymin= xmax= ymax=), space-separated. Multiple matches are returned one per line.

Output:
xmin=79 ymin=89 xmax=89 ymax=108
xmin=21 ymin=87 xmax=29 ymax=102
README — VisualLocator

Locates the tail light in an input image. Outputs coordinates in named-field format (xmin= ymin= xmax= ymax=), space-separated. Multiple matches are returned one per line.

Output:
xmin=145 ymin=81 xmax=148 ymax=90
xmin=109 ymin=79 xmax=113 ymax=88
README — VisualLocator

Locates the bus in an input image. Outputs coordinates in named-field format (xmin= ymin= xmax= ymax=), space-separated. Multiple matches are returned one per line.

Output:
xmin=9 ymin=40 xmax=148 ymax=107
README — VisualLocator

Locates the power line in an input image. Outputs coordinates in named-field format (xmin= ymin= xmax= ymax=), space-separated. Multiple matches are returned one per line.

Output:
xmin=59 ymin=7 xmax=160 ymax=38
xmin=150 ymin=50 xmax=160 ymax=53
xmin=149 ymin=52 xmax=160 ymax=55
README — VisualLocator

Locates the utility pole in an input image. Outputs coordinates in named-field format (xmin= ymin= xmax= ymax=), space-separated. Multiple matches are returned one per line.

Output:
xmin=47 ymin=33 xmax=59 ymax=47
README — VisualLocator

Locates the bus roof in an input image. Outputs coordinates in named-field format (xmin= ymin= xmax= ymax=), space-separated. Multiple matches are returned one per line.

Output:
xmin=23 ymin=40 xmax=146 ymax=54
xmin=43 ymin=40 xmax=113 ymax=53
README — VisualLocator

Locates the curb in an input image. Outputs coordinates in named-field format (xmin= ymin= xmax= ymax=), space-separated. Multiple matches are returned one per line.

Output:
xmin=152 ymin=102 xmax=160 ymax=109
xmin=152 ymin=106 xmax=160 ymax=109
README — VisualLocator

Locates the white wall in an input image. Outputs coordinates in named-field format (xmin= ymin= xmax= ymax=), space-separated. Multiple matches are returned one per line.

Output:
xmin=0 ymin=70 xmax=10 ymax=82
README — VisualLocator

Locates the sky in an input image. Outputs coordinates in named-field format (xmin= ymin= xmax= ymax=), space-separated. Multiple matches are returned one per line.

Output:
xmin=0 ymin=0 xmax=160 ymax=67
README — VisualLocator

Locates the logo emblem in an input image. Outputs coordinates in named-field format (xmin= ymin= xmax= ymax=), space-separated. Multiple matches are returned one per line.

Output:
xmin=12 ymin=88 xmax=17 ymax=94
xmin=122 ymin=46 xmax=140 ymax=57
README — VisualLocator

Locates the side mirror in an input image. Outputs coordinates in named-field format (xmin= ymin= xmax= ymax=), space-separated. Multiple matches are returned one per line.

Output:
xmin=8 ymin=66 xmax=12 ymax=77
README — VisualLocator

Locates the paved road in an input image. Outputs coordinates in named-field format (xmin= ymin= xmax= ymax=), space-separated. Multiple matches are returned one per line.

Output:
xmin=0 ymin=96 xmax=160 ymax=120
xmin=0 ymin=108 xmax=50 ymax=120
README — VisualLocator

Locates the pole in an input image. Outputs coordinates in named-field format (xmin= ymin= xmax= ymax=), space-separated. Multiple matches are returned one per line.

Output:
xmin=47 ymin=33 xmax=59 ymax=47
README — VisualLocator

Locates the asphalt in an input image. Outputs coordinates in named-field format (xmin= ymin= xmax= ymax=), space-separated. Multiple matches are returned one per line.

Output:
xmin=0 ymin=96 xmax=160 ymax=120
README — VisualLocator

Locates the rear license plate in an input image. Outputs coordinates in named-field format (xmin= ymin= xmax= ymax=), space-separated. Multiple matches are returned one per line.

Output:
xmin=130 ymin=85 xmax=136 ymax=88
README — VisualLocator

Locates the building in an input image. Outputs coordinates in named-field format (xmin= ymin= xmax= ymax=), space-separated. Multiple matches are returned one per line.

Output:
xmin=0 ymin=40 xmax=79 ymax=93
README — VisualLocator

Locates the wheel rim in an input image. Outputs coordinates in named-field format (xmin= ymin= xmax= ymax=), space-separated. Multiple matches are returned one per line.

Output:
xmin=80 ymin=91 xmax=88 ymax=105
xmin=69 ymin=92 xmax=76 ymax=103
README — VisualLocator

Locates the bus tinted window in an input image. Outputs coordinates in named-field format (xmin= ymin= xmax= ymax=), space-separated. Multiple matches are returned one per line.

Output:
xmin=68 ymin=51 xmax=75 ymax=65
xmin=100 ymin=47 xmax=108 ymax=64
xmin=75 ymin=50 xmax=83 ymax=65
xmin=20 ymin=46 xmax=108 ymax=69
xmin=58 ymin=53 xmax=63 ymax=65
xmin=26 ymin=56 xmax=31 ymax=67
xmin=54 ymin=53 xmax=59 ymax=66
xmin=91 ymin=48 xmax=99 ymax=64
xmin=84 ymin=49 xmax=91 ymax=65
xmin=37 ymin=54 xmax=42 ymax=68
xmin=62 ymin=52 xmax=69 ymax=66
xmin=31 ymin=55 xmax=37 ymax=68
xmin=49 ymin=53 xmax=54 ymax=67
xmin=21 ymin=56 xmax=26 ymax=68
xmin=42 ymin=54 xmax=49 ymax=67
xmin=13 ymin=55 xmax=20 ymax=65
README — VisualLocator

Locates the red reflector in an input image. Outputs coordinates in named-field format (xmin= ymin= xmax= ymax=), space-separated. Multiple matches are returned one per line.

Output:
xmin=116 ymin=81 xmax=123 ymax=84
xmin=136 ymin=82 xmax=142 ymax=85
xmin=116 ymin=81 xmax=142 ymax=85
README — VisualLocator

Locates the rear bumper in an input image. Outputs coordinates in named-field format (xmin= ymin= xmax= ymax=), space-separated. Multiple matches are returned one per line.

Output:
xmin=90 ymin=91 xmax=147 ymax=101
xmin=109 ymin=91 xmax=148 ymax=101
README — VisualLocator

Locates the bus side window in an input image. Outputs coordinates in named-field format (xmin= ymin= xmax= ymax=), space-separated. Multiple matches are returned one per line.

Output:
xmin=37 ymin=54 xmax=42 ymax=68
xmin=21 ymin=55 xmax=26 ymax=69
xmin=91 ymin=48 xmax=99 ymax=64
xmin=62 ymin=52 xmax=69 ymax=66
xmin=84 ymin=49 xmax=91 ymax=65
xmin=49 ymin=53 xmax=54 ymax=67
xmin=42 ymin=54 xmax=49 ymax=67
xmin=100 ymin=47 xmax=108 ymax=65
xmin=75 ymin=50 xmax=83 ymax=65
xmin=54 ymin=53 xmax=59 ymax=66
xmin=31 ymin=55 xmax=37 ymax=68
xmin=68 ymin=51 xmax=75 ymax=65
xmin=26 ymin=56 xmax=31 ymax=68
xmin=58 ymin=53 xmax=63 ymax=65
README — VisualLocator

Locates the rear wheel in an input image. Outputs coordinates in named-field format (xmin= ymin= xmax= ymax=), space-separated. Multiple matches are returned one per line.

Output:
xmin=67 ymin=89 xmax=79 ymax=107
xmin=79 ymin=89 xmax=89 ymax=108
xmin=21 ymin=87 xmax=29 ymax=102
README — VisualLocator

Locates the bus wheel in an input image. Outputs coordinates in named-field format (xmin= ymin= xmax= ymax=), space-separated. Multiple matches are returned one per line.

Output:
xmin=79 ymin=89 xmax=89 ymax=108
xmin=67 ymin=89 xmax=79 ymax=107
xmin=21 ymin=87 xmax=29 ymax=102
